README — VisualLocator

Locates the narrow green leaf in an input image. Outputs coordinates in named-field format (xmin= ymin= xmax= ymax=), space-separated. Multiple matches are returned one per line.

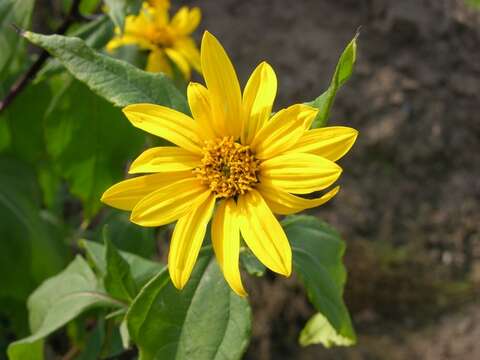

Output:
xmin=282 ymin=215 xmax=356 ymax=347
xmin=7 ymin=256 xmax=123 ymax=359
xmin=127 ymin=249 xmax=252 ymax=360
xmin=0 ymin=0 xmax=35 ymax=79
xmin=307 ymin=33 xmax=358 ymax=128
xmin=104 ymin=227 xmax=138 ymax=302
xmin=81 ymin=239 xmax=162 ymax=289
xmin=22 ymin=31 xmax=189 ymax=112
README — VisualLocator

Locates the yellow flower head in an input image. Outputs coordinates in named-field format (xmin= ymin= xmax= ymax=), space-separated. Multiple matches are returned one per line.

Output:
xmin=101 ymin=32 xmax=358 ymax=297
xmin=106 ymin=0 xmax=201 ymax=79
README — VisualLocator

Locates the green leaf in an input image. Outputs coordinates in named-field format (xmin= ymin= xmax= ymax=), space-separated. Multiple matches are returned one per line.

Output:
xmin=0 ymin=157 xmax=67 ymax=335
xmin=37 ymin=16 xmax=115 ymax=79
xmin=80 ymin=0 xmax=101 ymax=14
xmin=127 ymin=249 xmax=252 ymax=360
xmin=44 ymin=77 xmax=144 ymax=217
xmin=0 ymin=81 xmax=52 ymax=164
xmin=299 ymin=312 xmax=355 ymax=348
xmin=104 ymin=0 xmax=129 ymax=30
xmin=22 ymin=31 xmax=189 ymax=112
xmin=7 ymin=256 xmax=123 ymax=359
xmin=94 ymin=210 xmax=157 ymax=258
xmin=104 ymin=227 xmax=138 ymax=302
xmin=81 ymin=239 xmax=162 ymax=289
xmin=240 ymin=247 xmax=266 ymax=277
xmin=307 ymin=33 xmax=358 ymax=128
xmin=282 ymin=215 xmax=356 ymax=347
xmin=0 ymin=0 xmax=35 ymax=79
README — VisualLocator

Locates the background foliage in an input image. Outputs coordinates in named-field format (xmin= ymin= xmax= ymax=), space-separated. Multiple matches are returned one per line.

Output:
xmin=0 ymin=0 xmax=358 ymax=359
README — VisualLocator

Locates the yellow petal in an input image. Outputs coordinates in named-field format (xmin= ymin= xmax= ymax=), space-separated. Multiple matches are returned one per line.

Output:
xmin=122 ymin=103 xmax=206 ymax=153
xmin=258 ymin=182 xmax=339 ymax=215
xmin=165 ymin=48 xmax=191 ymax=80
xmin=259 ymin=153 xmax=342 ymax=194
xmin=250 ymin=104 xmax=318 ymax=159
xmin=101 ymin=171 xmax=192 ymax=211
xmin=187 ymin=82 xmax=217 ymax=139
xmin=201 ymin=31 xmax=242 ymax=138
xmin=211 ymin=199 xmax=246 ymax=297
xmin=130 ymin=178 xmax=210 ymax=227
xmin=238 ymin=190 xmax=292 ymax=276
xmin=286 ymin=126 xmax=358 ymax=162
xmin=174 ymin=38 xmax=201 ymax=73
xmin=129 ymin=146 xmax=201 ymax=174
xmin=146 ymin=49 xmax=172 ymax=75
xmin=171 ymin=6 xmax=201 ymax=35
xmin=169 ymin=193 xmax=215 ymax=289
xmin=242 ymin=62 xmax=277 ymax=144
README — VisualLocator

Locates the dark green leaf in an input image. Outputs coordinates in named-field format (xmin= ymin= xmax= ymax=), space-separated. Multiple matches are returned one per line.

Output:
xmin=0 ymin=81 xmax=51 ymax=164
xmin=104 ymin=227 xmax=138 ymax=302
xmin=44 ymin=77 xmax=144 ymax=217
xmin=0 ymin=157 xmax=67 ymax=335
xmin=7 ymin=256 xmax=123 ymax=359
xmin=307 ymin=34 xmax=358 ymax=128
xmin=127 ymin=249 xmax=252 ymax=360
xmin=0 ymin=0 xmax=35 ymax=79
xmin=240 ymin=247 xmax=266 ymax=277
xmin=81 ymin=239 xmax=162 ymax=289
xmin=282 ymin=215 xmax=356 ymax=347
xmin=94 ymin=210 xmax=157 ymax=258
xmin=22 ymin=31 xmax=189 ymax=112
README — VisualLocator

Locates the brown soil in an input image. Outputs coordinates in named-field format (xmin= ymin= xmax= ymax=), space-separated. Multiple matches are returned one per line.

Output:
xmin=197 ymin=0 xmax=480 ymax=359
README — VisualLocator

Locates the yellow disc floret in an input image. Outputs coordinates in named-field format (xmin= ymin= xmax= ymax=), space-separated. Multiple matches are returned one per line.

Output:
xmin=194 ymin=137 xmax=260 ymax=198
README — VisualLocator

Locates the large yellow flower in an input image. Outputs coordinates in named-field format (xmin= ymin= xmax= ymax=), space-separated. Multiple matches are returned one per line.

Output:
xmin=106 ymin=0 xmax=201 ymax=79
xmin=101 ymin=32 xmax=358 ymax=297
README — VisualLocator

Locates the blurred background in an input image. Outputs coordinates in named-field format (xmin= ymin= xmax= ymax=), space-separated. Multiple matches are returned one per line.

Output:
xmin=197 ymin=0 xmax=480 ymax=359
xmin=2 ymin=0 xmax=480 ymax=359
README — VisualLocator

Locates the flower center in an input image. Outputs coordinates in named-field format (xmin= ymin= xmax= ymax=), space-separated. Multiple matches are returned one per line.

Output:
xmin=193 ymin=137 xmax=260 ymax=198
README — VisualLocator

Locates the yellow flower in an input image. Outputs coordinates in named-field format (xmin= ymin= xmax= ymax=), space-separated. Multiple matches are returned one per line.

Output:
xmin=101 ymin=32 xmax=358 ymax=297
xmin=106 ymin=0 xmax=201 ymax=79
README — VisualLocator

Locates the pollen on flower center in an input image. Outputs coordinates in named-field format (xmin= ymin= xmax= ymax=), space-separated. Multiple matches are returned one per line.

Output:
xmin=193 ymin=137 xmax=260 ymax=198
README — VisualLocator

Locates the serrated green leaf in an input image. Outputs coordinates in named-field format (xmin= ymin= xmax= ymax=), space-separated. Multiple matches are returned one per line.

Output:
xmin=81 ymin=239 xmax=162 ymax=289
xmin=37 ymin=16 xmax=115 ymax=79
xmin=104 ymin=227 xmax=138 ymax=302
xmin=7 ymin=256 xmax=123 ymax=360
xmin=282 ymin=215 xmax=356 ymax=348
xmin=307 ymin=34 xmax=358 ymax=128
xmin=127 ymin=249 xmax=252 ymax=360
xmin=44 ymin=77 xmax=144 ymax=217
xmin=0 ymin=0 xmax=35 ymax=79
xmin=22 ymin=31 xmax=189 ymax=112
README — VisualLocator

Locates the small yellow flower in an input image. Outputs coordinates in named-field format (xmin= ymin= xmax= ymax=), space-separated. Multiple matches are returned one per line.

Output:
xmin=106 ymin=0 xmax=201 ymax=79
xmin=101 ymin=32 xmax=358 ymax=297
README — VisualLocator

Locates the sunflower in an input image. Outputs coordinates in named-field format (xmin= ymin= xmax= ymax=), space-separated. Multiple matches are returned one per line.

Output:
xmin=101 ymin=32 xmax=357 ymax=296
xmin=106 ymin=0 xmax=201 ymax=79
